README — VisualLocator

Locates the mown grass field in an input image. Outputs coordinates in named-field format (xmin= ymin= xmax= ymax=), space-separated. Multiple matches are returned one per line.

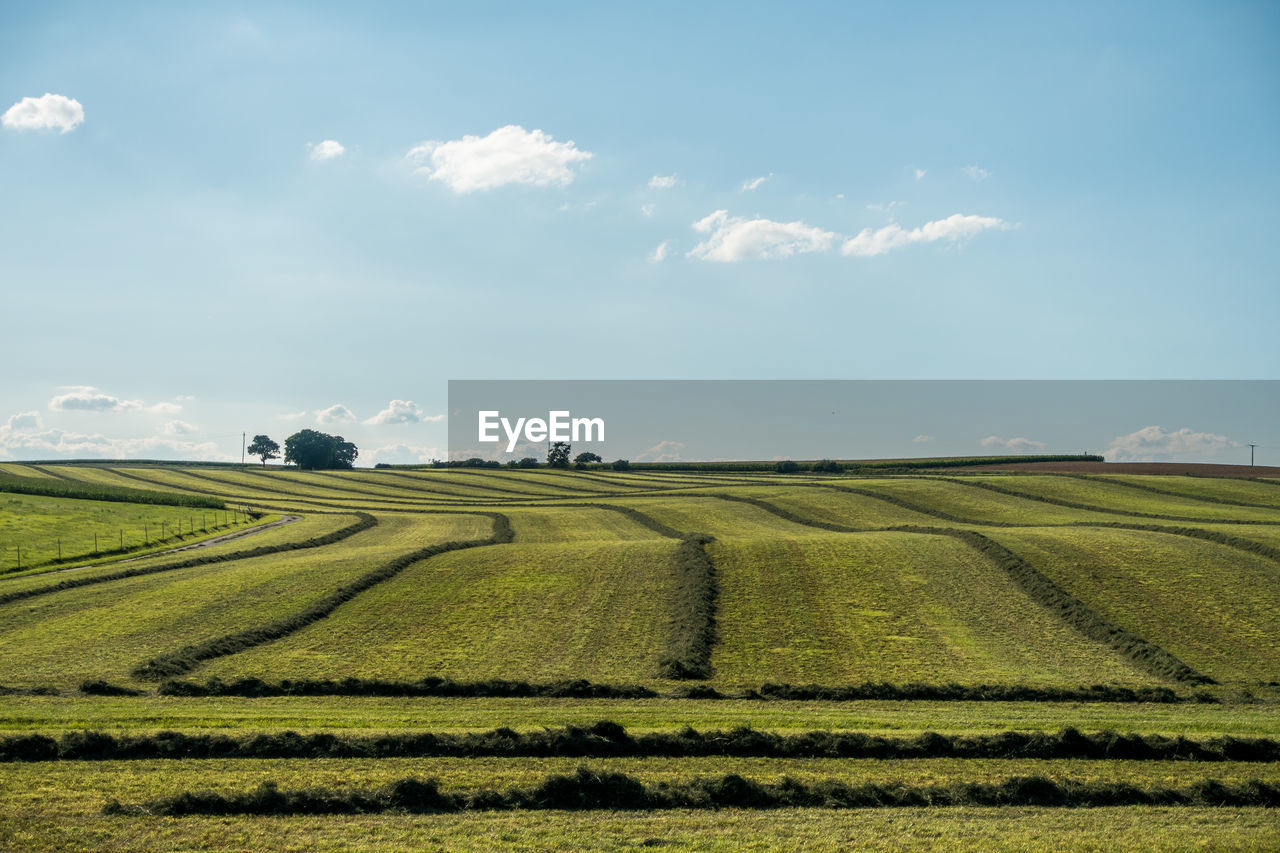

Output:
xmin=1 ymin=461 xmax=1278 ymax=850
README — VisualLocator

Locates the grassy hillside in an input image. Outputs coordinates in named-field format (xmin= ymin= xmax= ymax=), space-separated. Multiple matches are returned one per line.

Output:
xmin=1 ymin=462 xmax=1278 ymax=850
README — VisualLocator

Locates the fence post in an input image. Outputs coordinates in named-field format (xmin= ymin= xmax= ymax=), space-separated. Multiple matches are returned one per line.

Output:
xmin=57 ymin=537 xmax=61 ymax=561
xmin=15 ymin=545 xmax=19 ymax=570
xmin=93 ymin=532 xmax=97 ymax=554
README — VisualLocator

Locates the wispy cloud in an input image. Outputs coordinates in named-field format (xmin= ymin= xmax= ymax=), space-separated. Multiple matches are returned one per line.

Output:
xmin=648 ymin=174 xmax=679 ymax=189
xmin=635 ymin=440 xmax=686 ymax=462
xmin=688 ymin=210 xmax=836 ymax=262
xmin=914 ymin=168 xmax=927 ymax=180
xmin=406 ymin=125 xmax=592 ymax=193
xmin=912 ymin=434 xmax=934 ymax=443
xmin=740 ymin=173 xmax=773 ymax=192
xmin=979 ymin=435 xmax=1045 ymax=453
xmin=308 ymin=139 xmax=345 ymax=162
xmin=1105 ymin=426 xmax=1238 ymax=462
xmin=47 ymin=386 xmax=182 ymax=414
xmin=364 ymin=399 xmax=440 ymax=426
xmin=2 ymin=93 xmax=84 ymax=133
xmin=649 ymin=241 xmax=671 ymax=263
xmin=962 ymin=164 xmax=991 ymax=181
xmin=315 ymin=404 xmax=356 ymax=424
xmin=842 ymin=213 xmax=1010 ymax=257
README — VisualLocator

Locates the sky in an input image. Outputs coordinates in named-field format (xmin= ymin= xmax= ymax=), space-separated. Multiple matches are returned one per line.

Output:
xmin=1 ymin=1 xmax=1277 ymax=465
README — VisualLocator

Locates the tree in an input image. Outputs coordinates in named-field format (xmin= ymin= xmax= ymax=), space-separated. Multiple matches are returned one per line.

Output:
xmin=515 ymin=457 xmax=539 ymax=468
xmin=547 ymin=441 xmax=571 ymax=468
xmin=573 ymin=451 xmax=602 ymax=468
xmin=611 ymin=459 xmax=630 ymax=471
xmin=284 ymin=429 xmax=359 ymax=470
xmin=246 ymin=435 xmax=280 ymax=466
xmin=811 ymin=459 xmax=842 ymax=473
xmin=774 ymin=459 xmax=800 ymax=474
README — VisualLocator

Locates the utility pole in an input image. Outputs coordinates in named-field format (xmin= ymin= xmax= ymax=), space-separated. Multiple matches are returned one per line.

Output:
xmin=242 ymin=432 xmax=246 ymax=466
xmin=1249 ymin=444 xmax=1257 ymax=466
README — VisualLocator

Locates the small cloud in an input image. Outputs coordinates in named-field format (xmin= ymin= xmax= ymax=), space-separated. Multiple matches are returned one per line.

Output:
xmin=6 ymin=412 xmax=41 ymax=432
xmin=842 ymin=213 xmax=1010 ymax=257
xmin=146 ymin=402 xmax=183 ymax=415
xmin=1105 ymin=426 xmax=1238 ymax=463
xmin=176 ymin=395 xmax=196 ymax=402
xmin=962 ymin=164 xmax=991 ymax=181
xmin=640 ymin=203 xmax=655 ymax=217
xmin=365 ymin=443 xmax=443 ymax=465
xmin=161 ymin=420 xmax=197 ymax=436
xmin=865 ymin=201 xmax=903 ymax=213
xmin=648 ymin=174 xmax=679 ymax=189
xmin=276 ymin=410 xmax=308 ymax=421
xmin=2 ymin=93 xmax=84 ymax=133
xmin=635 ymin=440 xmax=686 ymax=462
xmin=315 ymin=404 xmax=357 ymax=424
xmin=979 ymin=435 xmax=1045 ymax=453
xmin=912 ymin=434 xmax=934 ymax=443
xmin=309 ymin=139 xmax=345 ymax=162
xmin=406 ymin=125 xmax=592 ymax=193
xmin=649 ymin=240 xmax=671 ymax=263
xmin=914 ymin=168 xmax=927 ymax=180
xmin=688 ymin=210 xmax=837 ymax=262
xmin=740 ymin=173 xmax=773 ymax=192
xmin=364 ymin=399 xmax=426 ymax=425
xmin=49 ymin=387 xmax=138 ymax=413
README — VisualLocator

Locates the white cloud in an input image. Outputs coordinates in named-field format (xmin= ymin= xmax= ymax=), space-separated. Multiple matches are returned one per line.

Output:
xmin=315 ymin=404 xmax=356 ymax=424
xmin=364 ymin=443 xmax=444 ymax=465
xmin=406 ymin=125 xmax=592 ymax=193
xmin=688 ymin=210 xmax=837 ymax=262
xmin=146 ymin=402 xmax=183 ymax=415
xmin=2 ymin=93 xmax=84 ymax=133
xmin=309 ymin=139 xmax=345 ymax=162
xmin=842 ymin=213 xmax=1009 ymax=257
xmin=649 ymin=174 xmax=679 ymax=189
xmin=1105 ymin=426 xmax=1239 ymax=463
xmin=161 ymin=420 xmax=197 ymax=436
xmin=0 ymin=427 xmax=222 ymax=461
xmin=979 ymin=435 xmax=1045 ymax=453
xmin=363 ymin=399 xmax=433 ymax=426
xmin=49 ymin=387 xmax=138 ymax=412
xmin=912 ymin=434 xmax=934 ymax=443
xmin=914 ymin=169 xmax=927 ymax=180
xmin=963 ymin=164 xmax=991 ymax=181
xmin=640 ymin=203 xmax=655 ymax=217
xmin=276 ymin=410 xmax=308 ymax=421
xmin=741 ymin=173 xmax=773 ymax=192
xmin=635 ymin=440 xmax=686 ymax=462
xmin=6 ymin=412 xmax=41 ymax=432
xmin=649 ymin=240 xmax=671 ymax=263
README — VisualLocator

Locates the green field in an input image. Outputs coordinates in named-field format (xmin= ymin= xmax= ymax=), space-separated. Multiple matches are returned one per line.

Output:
xmin=2 ymin=462 xmax=1279 ymax=850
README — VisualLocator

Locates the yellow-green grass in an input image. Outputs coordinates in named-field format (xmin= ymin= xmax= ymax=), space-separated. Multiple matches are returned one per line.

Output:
xmin=0 ymin=492 xmax=252 ymax=572
xmin=500 ymin=505 xmax=672 ymax=542
xmin=619 ymin=495 xmax=831 ymax=539
xmin=727 ymin=486 xmax=947 ymax=528
xmin=87 ymin=468 xmax=411 ymax=513
xmin=299 ymin=470 xmax=527 ymax=501
xmin=1099 ymin=475 xmax=1280 ymax=509
xmin=0 ymin=513 xmax=494 ymax=688
xmin=161 ymin=469 xmax=438 ymax=506
xmin=710 ymin=531 xmax=1154 ymax=688
xmin=199 ymin=539 xmax=675 ymax=684
xmin=385 ymin=468 xmax=619 ymax=498
xmin=3 ymin=804 xmax=1273 ymax=853
xmin=4 ymin=757 xmax=1277 ymax=807
xmin=0 ymin=463 xmax=62 ymax=479
xmin=1201 ymin=523 xmax=1280 ymax=550
xmin=0 ymin=513 xmax=350 ymax=595
xmin=985 ymin=527 xmax=1280 ymax=685
xmin=6 ymin=695 xmax=1279 ymax=737
xmin=847 ymin=479 xmax=1127 ymax=526
xmin=963 ymin=475 xmax=1280 ymax=523
xmin=439 ymin=468 xmax=634 ymax=495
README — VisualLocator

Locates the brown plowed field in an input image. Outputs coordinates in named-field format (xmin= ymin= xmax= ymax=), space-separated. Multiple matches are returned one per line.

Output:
xmin=952 ymin=461 xmax=1280 ymax=478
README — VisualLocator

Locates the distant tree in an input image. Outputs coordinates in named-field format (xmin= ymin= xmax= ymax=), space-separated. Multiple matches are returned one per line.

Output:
xmin=811 ymin=459 xmax=842 ymax=473
xmin=573 ymin=452 xmax=602 ymax=468
xmin=774 ymin=459 xmax=800 ymax=474
xmin=516 ymin=457 xmax=540 ymax=469
xmin=246 ymin=435 xmax=280 ymax=466
xmin=547 ymin=442 xmax=571 ymax=468
xmin=284 ymin=429 xmax=359 ymax=470
xmin=611 ymin=459 xmax=630 ymax=471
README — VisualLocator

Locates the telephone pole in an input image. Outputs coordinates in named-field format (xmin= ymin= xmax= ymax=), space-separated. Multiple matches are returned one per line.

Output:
xmin=1249 ymin=444 xmax=1257 ymax=467
xmin=241 ymin=432 xmax=246 ymax=466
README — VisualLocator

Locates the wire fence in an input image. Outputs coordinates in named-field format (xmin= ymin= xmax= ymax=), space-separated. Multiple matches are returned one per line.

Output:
xmin=4 ymin=506 xmax=256 ymax=573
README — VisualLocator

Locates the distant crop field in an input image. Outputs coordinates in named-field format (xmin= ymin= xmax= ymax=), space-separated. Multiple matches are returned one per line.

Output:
xmin=2 ymin=462 xmax=1279 ymax=850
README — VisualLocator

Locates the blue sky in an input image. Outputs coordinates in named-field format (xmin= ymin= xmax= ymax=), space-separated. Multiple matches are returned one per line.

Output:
xmin=1 ymin=1 xmax=1277 ymax=464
